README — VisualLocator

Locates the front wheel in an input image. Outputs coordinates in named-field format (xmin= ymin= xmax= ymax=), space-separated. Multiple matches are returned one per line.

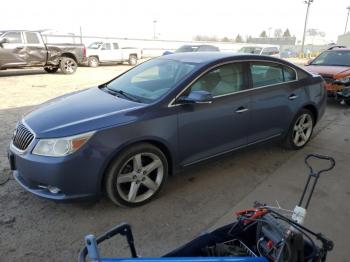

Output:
xmin=44 ymin=66 xmax=59 ymax=73
xmin=128 ymin=55 xmax=138 ymax=66
xmin=60 ymin=57 xmax=77 ymax=74
xmin=283 ymin=109 xmax=315 ymax=150
xmin=105 ymin=143 xmax=168 ymax=207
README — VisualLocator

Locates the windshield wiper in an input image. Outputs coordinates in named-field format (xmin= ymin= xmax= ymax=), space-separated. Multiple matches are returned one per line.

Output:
xmin=102 ymin=85 xmax=142 ymax=103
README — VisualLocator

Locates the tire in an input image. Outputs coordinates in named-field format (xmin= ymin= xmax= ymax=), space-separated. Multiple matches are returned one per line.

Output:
xmin=128 ymin=55 xmax=137 ymax=66
xmin=345 ymin=100 xmax=350 ymax=106
xmin=88 ymin=56 xmax=99 ymax=67
xmin=60 ymin=57 xmax=77 ymax=74
xmin=105 ymin=143 xmax=168 ymax=207
xmin=283 ymin=109 xmax=315 ymax=150
xmin=44 ymin=66 xmax=59 ymax=73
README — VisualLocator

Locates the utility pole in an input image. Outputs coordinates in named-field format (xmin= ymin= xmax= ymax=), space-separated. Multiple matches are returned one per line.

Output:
xmin=344 ymin=6 xmax=350 ymax=34
xmin=301 ymin=0 xmax=313 ymax=57
xmin=153 ymin=20 xmax=157 ymax=40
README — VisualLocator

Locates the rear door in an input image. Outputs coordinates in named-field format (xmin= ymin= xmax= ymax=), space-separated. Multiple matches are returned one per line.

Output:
xmin=177 ymin=62 xmax=251 ymax=166
xmin=247 ymin=61 xmax=301 ymax=143
xmin=23 ymin=32 xmax=47 ymax=66
xmin=112 ymin=43 xmax=123 ymax=62
xmin=0 ymin=31 xmax=27 ymax=67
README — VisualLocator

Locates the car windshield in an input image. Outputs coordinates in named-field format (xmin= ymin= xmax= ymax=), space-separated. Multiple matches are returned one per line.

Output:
xmin=239 ymin=47 xmax=262 ymax=54
xmin=175 ymin=45 xmax=200 ymax=53
xmin=106 ymin=58 xmax=199 ymax=103
xmin=88 ymin=42 xmax=103 ymax=49
xmin=311 ymin=50 xmax=350 ymax=66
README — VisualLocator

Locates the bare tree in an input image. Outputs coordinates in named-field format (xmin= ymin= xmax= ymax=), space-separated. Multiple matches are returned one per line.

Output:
xmin=274 ymin=28 xmax=283 ymax=38
xmin=235 ymin=34 xmax=243 ymax=43
xmin=283 ymin=29 xmax=291 ymax=37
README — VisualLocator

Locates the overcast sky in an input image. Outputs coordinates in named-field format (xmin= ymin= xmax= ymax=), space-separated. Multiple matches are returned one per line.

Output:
xmin=1 ymin=0 xmax=349 ymax=42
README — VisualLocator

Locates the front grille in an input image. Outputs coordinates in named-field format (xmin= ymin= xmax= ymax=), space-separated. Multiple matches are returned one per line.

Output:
xmin=12 ymin=123 xmax=34 ymax=151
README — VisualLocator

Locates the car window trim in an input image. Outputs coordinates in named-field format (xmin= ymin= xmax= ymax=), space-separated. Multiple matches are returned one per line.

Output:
xmin=169 ymin=59 xmax=299 ymax=107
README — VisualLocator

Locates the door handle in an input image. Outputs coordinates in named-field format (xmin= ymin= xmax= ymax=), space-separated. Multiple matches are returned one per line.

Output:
xmin=235 ymin=107 xmax=249 ymax=113
xmin=289 ymin=94 xmax=298 ymax=100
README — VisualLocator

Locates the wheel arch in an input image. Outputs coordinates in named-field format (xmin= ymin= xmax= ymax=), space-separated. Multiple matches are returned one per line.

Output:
xmin=302 ymin=104 xmax=318 ymax=123
xmin=98 ymin=138 xmax=174 ymax=193
xmin=60 ymin=52 xmax=78 ymax=63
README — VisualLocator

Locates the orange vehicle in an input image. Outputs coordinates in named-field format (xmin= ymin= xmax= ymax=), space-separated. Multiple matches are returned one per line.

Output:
xmin=304 ymin=46 xmax=350 ymax=106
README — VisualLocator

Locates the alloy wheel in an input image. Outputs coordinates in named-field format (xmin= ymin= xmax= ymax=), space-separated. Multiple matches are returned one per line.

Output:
xmin=116 ymin=152 xmax=164 ymax=203
xmin=292 ymin=113 xmax=313 ymax=147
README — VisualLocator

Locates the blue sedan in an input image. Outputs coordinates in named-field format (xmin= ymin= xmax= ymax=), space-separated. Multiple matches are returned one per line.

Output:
xmin=8 ymin=52 xmax=326 ymax=207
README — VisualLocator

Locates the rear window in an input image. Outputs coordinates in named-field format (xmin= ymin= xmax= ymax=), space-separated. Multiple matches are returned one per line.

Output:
xmin=25 ymin=32 xmax=40 ymax=44
xmin=250 ymin=62 xmax=296 ymax=88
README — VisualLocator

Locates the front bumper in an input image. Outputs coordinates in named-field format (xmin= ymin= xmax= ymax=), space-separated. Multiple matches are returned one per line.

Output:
xmin=326 ymin=83 xmax=350 ymax=100
xmin=8 ymin=140 xmax=105 ymax=201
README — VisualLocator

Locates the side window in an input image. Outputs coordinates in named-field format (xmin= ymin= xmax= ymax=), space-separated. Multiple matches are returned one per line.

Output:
xmin=189 ymin=63 xmax=245 ymax=97
xmin=113 ymin=43 xmax=119 ymax=49
xmin=102 ymin=43 xmax=111 ymax=50
xmin=283 ymin=66 xmax=297 ymax=81
xmin=25 ymin=32 xmax=40 ymax=44
xmin=4 ymin=32 xmax=22 ymax=43
xmin=250 ymin=62 xmax=284 ymax=87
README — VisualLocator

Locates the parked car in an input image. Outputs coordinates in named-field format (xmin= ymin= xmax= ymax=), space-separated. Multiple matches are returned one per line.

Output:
xmin=83 ymin=41 xmax=142 ymax=67
xmin=280 ymin=48 xmax=298 ymax=58
xmin=8 ymin=53 xmax=326 ymax=207
xmin=162 ymin=44 xmax=219 ymax=55
xmin=304 ymin=46 xmax=350 ymax=106
xmin=238 ymin=45 xmax=280 ymax=58
xmin=0 ymin=30 xmax=85 ymax=74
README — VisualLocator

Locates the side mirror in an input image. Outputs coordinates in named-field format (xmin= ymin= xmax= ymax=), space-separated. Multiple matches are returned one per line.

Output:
xmin=0 ymin=38 xmax=9 ymax=47
xmin=177 ymin=90 xmax=213 ymax=104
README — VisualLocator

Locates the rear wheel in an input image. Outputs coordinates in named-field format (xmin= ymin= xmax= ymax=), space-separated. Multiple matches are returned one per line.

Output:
xmin=44 ymin=66 xmax=59 ymax=73
xmin=60 ymin=57 xmax=77 ymax=74
xmin=88 ymin=56 xmax=99 ymax=67
xmin=283 ymin=109 xmax=314 ymax=150
xmin=105 ymin=143 xmax=168 ymax=207
xmin=128 ymin=55 xmax=137 ymax=66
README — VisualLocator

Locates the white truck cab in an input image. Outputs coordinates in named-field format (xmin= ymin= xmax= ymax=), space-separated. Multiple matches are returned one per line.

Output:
xmin=85 ymin=41 xmax=142 ymax=67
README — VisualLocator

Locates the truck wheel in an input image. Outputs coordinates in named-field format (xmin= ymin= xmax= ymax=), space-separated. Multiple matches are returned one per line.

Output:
xmin=44 ymin=66 xmax=59 ymax=73
xmin=60 ymin=57 xmax=77 ymax=74
xmin=128 ymin=55 xmax=137 ymax=66
xmin=105 ymin=143 xmax=168 ymax=207
xmin=88 ymin=56 xmax=99 ymax=67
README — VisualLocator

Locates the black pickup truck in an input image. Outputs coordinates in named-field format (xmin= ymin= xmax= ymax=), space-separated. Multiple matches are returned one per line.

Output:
xmin=0 ymin=30 xmax=85 ymax=74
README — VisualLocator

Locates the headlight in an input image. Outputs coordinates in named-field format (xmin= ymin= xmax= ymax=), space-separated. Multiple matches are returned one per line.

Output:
xmin=32 ymin=131 xmax=95 ymax=157
xmin=335 ymin=76 xmax=350 ymax=84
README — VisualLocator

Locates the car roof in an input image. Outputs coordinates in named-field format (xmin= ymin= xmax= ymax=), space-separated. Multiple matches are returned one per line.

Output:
xmin=159 ymin=52 xmax=285 ymax=64
xmin=326 ymin=48 xmax=350 ymax=52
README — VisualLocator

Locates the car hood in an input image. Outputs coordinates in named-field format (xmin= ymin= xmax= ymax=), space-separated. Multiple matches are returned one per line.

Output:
xmin=23 ymin=87 xmax=144 ymax=138
xmin=304 ymin=65 xmax=350 ymax=78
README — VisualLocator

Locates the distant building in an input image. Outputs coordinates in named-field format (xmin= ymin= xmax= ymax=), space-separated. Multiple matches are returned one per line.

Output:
xmin=246 ymin=37 xmax=296 ymax=45
xmin=337 ymin=33 xmax=350 ymax=46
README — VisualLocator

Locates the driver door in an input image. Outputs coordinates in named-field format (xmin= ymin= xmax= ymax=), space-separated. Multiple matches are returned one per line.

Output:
xmin=177 ymin=62 xmax=251 ymax=166
xmin=0 ymin=32 xmax=27 ymax=68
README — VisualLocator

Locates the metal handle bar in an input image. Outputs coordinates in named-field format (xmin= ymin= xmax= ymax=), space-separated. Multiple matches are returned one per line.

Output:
xmin=304 ymin=153 xmax=335 ymax=176
xmin=78 ymin=223 xmax=137 ymax=262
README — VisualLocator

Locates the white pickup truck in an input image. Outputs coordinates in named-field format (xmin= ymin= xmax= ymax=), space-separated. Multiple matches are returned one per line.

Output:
xmin=83 ymin=41 xmax=142 ymax=67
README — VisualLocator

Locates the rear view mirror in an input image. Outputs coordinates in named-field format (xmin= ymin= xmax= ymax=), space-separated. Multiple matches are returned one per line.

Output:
xmin=177 ymin=90 xmax=213 ymax=104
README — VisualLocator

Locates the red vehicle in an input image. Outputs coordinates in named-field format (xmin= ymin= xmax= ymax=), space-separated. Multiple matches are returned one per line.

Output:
xmin=305 ymin=46 xmax=350 ymax=105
